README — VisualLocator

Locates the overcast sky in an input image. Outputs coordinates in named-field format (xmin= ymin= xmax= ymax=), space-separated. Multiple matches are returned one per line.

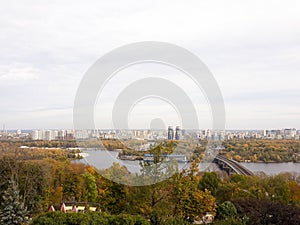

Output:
xmin=0 ymin=0 xmax=300 ymax=130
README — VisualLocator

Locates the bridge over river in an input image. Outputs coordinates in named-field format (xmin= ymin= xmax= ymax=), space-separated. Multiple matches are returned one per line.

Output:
xmin=77 ymin=149 xmax=254 ymax=175
xmin=213 ymin=155 xmax=254 ymax=176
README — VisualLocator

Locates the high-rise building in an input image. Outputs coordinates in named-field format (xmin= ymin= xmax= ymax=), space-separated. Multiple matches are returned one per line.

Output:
xmin=75 ymin=130 xmax=89 ymax=139
xmin=168 ymin=126 xmax=174 ymax=140
xmin=44 ymin=130 xmax=52 ymax=140
xmin=284 ymin=128 xmax=297 ymax=137
xmin=31 ymin=130 xmax=39 ymax=140
xmin=57 ymin=130 xmax=66 ymax=140
xmin=2 ymin=124 xmax=6 ymax=134
xmin=175 ymin=126 xmax=181 ymax=140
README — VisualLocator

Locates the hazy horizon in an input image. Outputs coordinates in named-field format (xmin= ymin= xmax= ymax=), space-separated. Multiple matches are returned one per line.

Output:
xmin=2 ymin=127 xmax=299 ymax=132
xmin=1 ymin=0 xmax=300 ymax=130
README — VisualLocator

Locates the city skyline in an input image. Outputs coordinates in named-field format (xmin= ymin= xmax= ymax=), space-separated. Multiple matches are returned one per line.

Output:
xmin=2 ymin=127 xmax=300 ymax=141
xmin=1 ymin=2 xmax=300 ymax=223
xmin=0 ymin=0 xmax=300 ymax=129
xmin=2 ymin=125 xmax=300 ymax=131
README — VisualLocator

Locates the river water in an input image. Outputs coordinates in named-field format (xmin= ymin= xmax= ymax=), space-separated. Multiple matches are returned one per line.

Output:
xmin=76 ymin=149 xmax=300 ymax=175
xmin=241 ymin=162 xmax=300 ymax=175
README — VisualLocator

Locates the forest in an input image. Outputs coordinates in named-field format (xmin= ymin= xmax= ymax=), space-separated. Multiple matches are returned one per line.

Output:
xmin=0 ymin=141 xmax=300 ymax=225
xmin=191 ymin=139 xmax=300 ymax=162
xmin=220 ymin=139 xmax=300 ymax=162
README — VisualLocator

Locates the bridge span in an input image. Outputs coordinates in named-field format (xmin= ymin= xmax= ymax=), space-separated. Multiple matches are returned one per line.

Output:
xmin=213 ymin=155 xmax=254 ymax=176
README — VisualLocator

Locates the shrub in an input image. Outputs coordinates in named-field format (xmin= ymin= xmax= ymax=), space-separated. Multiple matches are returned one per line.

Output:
xmin=30 ymin=212 xmax=150 ymax=225
xmin=217 ymin=201 xmax=237 ymax=219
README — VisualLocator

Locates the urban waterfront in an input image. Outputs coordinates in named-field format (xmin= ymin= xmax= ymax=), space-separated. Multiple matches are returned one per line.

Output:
xmin=77 ymin=149 xmax=300 ymax=175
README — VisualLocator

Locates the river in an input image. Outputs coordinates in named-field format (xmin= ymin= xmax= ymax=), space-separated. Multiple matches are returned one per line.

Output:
xmin=241 ymin=162 xmax=300 ymax=175
xmin=76 ymin=149 xmax=300 ymax=175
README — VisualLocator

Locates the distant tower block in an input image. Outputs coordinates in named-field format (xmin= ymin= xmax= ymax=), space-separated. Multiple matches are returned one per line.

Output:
xmin=168 ymin=126 xmax=174 ymax=140
xmin=175 ymin=126 xmax=181 ymax=140
xmin=3 ymin=124 xmax=7 ymax=134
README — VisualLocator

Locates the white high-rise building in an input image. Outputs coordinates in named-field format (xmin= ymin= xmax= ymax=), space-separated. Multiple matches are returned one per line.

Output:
xmin=31 ymin=130 xmax=39 ymax=140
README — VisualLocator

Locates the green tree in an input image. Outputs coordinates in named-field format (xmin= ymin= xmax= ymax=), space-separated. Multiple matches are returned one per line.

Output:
xmin=172 ymin=164 xmax=217 ymax=222
xmin=217 ymin=201 xmax=237 ymax=219
xmin=233 ymin=198 xmax=300 ymax=225
xmin=199 ymin=172 xmax=221 ymax=196
xmin=30 ymin=211 xmax=150 ymax=225
xmin=98 ymin=178 xmax=128 ymax=214
xmin=264 ymin=175 xmax=291 ymax=203
xmin=0 ymin=180 xmax=28 ymax=225
xmin=82 ymin=172 xmax=98 ymax=202
xmin=126 ymin=144 xmax=176 ymax=218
